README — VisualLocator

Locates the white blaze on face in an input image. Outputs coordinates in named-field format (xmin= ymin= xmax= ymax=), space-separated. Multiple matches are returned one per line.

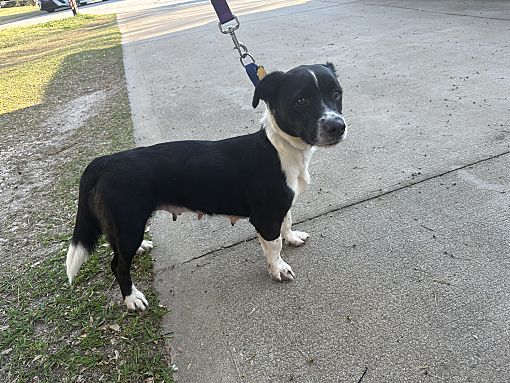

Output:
xmin=307 ymin=68 xmax=347 ymax=140
xmin=308 ymin=69 xmax=319 ymax=88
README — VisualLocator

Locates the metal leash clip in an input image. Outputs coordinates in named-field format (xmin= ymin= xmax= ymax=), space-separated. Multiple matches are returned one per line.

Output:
xmin=215 ymin=7 xmax=266 ymax=86
xmin=218 ymin=16 xmax=255 ymax=66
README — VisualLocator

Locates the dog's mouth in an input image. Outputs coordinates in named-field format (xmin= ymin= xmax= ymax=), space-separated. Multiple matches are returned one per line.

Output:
xmin=315 ymin=129 xmax=347 ymax=147
xmin=314 ymin=117 xmax=347 ymax=147
xmin=316 ymin=140 xmax=341 ymax=147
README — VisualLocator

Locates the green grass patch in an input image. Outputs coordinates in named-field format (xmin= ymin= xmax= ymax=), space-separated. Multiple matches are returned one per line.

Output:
xmin=2 ymin=240 xmax=171 ymax=382
xmin=0 ymin=14 xmax=119 ymax=114
xmin=0 ymin=5 xmax=41 ymax=25
xmin=0 ymin=14 xmax=173 ymax=382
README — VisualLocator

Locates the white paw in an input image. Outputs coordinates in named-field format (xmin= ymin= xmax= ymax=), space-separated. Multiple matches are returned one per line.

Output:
xmin=124 ymin=285 xmax=148 ymax=311
xmin=268 ymin=258 xmax=295 ymax=281
xmin=136 ymin=240 xmax=153 ymax=255
xmin=284 ymin=231 xmax=309 ymax=247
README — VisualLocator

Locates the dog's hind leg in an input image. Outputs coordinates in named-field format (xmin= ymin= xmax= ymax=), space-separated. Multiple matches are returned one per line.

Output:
xmin=110 ymin=224 xmax=149 ymax=311
xmin=136 ymin=240 xmax=153 ymax=255
xmin=281 ymin=210 xmax=309 ymax=247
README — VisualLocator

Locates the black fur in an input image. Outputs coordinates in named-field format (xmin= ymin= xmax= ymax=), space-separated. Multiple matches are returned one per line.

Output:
xmin=71 ymin=131 xmax=293 ymax=298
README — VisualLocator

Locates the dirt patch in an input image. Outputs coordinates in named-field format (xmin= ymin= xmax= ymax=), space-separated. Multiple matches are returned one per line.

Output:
xmin=0 ymin=90 xmax=109 ymax=272
xmin=48 ymin=90 xmax=108 ymax=133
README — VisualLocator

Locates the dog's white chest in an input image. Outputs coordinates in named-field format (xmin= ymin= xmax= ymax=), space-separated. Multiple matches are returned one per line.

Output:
xmin=262 ymin=110 xmax=315 ymax=204
xmin=279 ymin=147 xmax=314 ymax=203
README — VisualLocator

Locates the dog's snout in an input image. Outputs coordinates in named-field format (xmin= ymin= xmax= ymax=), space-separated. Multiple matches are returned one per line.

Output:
xmin=316 ymin=114 xmax=347 ymax=146
xmin=322 ymin=117 xmax=345 ymax=135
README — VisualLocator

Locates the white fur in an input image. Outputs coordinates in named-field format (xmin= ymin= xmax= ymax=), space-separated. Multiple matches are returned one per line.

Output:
xmin=261 ymin=109 xmax=313 ymax=278
xmin=257 ymin=234 xmax=295 ymax=281
xmin=66 ymin=242 xmax=90 ymax=285
xmin=323 ymin=108 xmax=343 ymax=121
xmin=323 ymin=109 xmax=347 ymax=140
xmin=124 ymin=284 xmax=148 ymax=311
xmin=136 ymin=240 xmax=153 ymax=255
xmin=281 ymin=210 xmax=309 ymax=246
xmin=317 ymin=106 xmax=348 ymax=144
xmin=308 ymin=69 xmax=319 ymax=88
xmin=263 ymin=109 xmax=315 ymax=201
xmin=340 ymin=127 xmax=348 ymax=141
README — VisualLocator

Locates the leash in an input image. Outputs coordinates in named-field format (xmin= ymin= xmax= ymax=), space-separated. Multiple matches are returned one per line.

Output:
xmin=210 ymin=0 xmax=267 ymax=86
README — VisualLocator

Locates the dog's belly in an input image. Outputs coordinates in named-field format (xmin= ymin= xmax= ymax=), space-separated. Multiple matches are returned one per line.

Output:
xmin=158 ymin=204 xmax=191 ymax=221
xmin=157 ymin=204 xmax=243 ymax=226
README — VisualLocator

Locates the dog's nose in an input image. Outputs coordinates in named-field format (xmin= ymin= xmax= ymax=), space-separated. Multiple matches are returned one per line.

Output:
xmin=320 ymin=117 xmax=345 ymax=136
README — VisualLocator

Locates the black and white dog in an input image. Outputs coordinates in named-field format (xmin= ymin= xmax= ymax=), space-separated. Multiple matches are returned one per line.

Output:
xmin=66 ymin=63 xmax=346 ymax=311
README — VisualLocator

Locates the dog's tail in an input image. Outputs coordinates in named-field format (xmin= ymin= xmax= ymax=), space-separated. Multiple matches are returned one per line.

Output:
xmin=66 ymin=161 xmax=103 ymax=285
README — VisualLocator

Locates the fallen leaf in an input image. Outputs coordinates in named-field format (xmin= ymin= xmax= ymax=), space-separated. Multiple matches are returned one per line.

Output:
xmin=32 ymin=355 xmax=43 ymax=363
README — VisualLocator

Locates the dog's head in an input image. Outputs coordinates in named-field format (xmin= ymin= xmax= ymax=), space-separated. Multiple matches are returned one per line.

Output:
xmin=253 ymin=63 xmax=346 ymax=147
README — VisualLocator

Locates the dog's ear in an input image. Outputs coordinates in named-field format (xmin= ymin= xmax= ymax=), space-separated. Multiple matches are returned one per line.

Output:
xmin=252 ymin=71 xmax=286 ymax=108
xmin=323 ymin=62 xmax=337 ymax=76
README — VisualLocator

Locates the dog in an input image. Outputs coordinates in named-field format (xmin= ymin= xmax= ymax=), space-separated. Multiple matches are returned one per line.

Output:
xmin=66 ymin=62 xmax=346 ymax=311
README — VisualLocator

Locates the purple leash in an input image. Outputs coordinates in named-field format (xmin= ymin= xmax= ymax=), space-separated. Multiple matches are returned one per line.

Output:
xmin=210 ymin=0 xmax=235 ymax=24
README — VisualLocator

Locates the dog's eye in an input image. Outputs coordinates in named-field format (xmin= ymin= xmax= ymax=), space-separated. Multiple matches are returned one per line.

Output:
xmin=333 ymin=90 xmax=342 ymax=101
xmin=296 ymin=97 xmax=308 ymax=106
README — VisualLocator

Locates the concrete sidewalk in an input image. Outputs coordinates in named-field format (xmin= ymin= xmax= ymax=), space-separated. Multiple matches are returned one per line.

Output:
xmin=118 ymin=0 xmax=510 ymax=381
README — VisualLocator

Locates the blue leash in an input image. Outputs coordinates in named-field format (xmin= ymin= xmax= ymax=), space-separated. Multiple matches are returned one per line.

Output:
xmin=210 ymin=0 xmax=267 ymax=86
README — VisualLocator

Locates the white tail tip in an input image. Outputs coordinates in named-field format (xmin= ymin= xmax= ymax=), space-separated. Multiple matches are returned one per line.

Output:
xmin=66 ymin=242 xmax=90 ymax=285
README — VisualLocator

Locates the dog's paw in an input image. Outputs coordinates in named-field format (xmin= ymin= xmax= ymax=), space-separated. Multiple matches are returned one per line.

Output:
xmin=284 ymin=231 xmax=309 ymax=247
xmin=124 ymin=285 xmax=149 ymax=311
xmin=268 ymin=258 xmax=295 ymax=281
xmin=136 ymin=240 xmax=153 ymax=255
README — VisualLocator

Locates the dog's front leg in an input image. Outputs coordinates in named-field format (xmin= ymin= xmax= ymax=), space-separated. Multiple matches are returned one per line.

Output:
xmin=281 ymin=210 xmax=309 ymax=246
xmin=257 ymin=234 xmax=295 ymax=281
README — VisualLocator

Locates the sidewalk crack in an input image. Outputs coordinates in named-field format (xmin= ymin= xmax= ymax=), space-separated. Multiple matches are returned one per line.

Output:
xmin=167 ymin=149 xmax=510 ymax=269
xmin=358 ymin=2 xmax=510 ymax=21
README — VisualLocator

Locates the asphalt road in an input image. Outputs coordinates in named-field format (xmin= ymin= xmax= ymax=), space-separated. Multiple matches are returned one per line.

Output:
xmin=6 ymin=1 xmax=510 ymax=381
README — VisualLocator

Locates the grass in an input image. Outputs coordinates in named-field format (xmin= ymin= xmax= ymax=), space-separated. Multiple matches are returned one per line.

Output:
xmin=0 ymin=14 xmax=173 ymax=382
xmin=0 ymin=14 xmax=110 ymax=114
xmin=0 ymin=4 xmax=41 ymax=25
